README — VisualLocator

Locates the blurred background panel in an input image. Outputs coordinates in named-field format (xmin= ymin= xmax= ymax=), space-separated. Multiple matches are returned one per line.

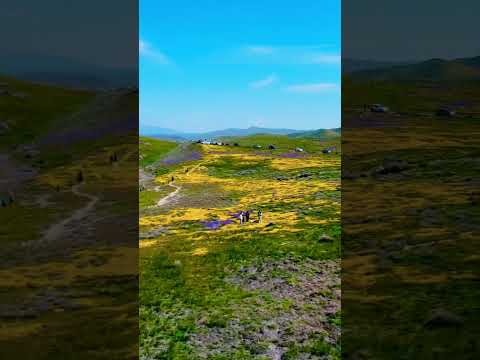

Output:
xmin=342 ymin=1 xmax=480 ymax=359
xmin=0 ymin=1 xmax=139 ymax=359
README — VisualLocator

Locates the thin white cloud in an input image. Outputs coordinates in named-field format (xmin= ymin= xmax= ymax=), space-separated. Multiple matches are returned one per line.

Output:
xmin=244 ymin=46 xmax=275 ymax=55
xmin=284 ymin=83 xmax=338 ymax=93
xmin=239 ymin=45 xmax=340 ymax=65
xmin=249 ymin=74 xmax=278 ymax=89
xmin=140 ymin=39 xmax=170 ymax=65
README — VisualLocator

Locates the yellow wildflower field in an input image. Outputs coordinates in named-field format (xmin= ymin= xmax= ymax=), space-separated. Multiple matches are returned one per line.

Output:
xmin=140 ymin=137 xmax=341 ymax=358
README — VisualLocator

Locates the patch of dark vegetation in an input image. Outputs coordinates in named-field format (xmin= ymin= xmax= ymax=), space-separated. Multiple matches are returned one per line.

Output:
xmin=207 ymin=156 xmax=340 ymax=181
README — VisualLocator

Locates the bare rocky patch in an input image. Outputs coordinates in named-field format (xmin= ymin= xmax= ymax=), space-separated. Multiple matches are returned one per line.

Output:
xmin=188 ymin=258 xmax=341 ymax=359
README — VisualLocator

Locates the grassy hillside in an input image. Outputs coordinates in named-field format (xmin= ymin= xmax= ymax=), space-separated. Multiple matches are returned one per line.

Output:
xmin=288 ymin=128 xmax=341 ymax=141
xmin=343 ymin=75 xmax=480 ymax=115
xmin=219 ymin=133 xmax=340 ymax=153
xmin=140 ymin=136 xmax=177 ymax=167
xmin=140 ymin=137 xmax=341 ymax=359
xmin=0 ymin=74 xmax=95 ymax=148
xmin=342 ymin=69 xmax=480 ymax=359
xmin=0 ymin=77 xmax=139 ymax=359
xmin=349 ymin=57 xmax=480 ymax=83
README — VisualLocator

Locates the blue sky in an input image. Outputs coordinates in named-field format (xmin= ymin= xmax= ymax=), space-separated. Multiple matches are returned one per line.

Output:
xmin=140 ymin=0 xmax=340 ymax=132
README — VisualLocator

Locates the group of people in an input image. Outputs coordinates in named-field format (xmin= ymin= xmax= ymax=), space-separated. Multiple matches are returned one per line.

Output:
xmin=239 ymin=209 xmax=263 ymax=224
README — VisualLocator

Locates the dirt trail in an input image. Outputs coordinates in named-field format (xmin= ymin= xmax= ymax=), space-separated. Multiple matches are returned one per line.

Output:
xmin=156 ymin=183 xmax=181 ymax=206
xmin=153 ymin=164 xmax=201 ymax=206
xmin=42 ymin=183 xmax=99 ymax=242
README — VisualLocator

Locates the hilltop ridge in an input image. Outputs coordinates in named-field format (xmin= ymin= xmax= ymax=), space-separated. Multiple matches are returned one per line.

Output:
xmin=140 ymin=125 xmax=340 ymax=141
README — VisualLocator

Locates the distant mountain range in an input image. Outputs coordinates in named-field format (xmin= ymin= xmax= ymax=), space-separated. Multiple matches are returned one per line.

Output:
xmin=0 ymin=54 xmax=137 ymax=90
xmin=347 ymin=56 xmax=480 ymax=82
xmin=140 ymin=125 xmax=340 ymax=141
xmin=342 ymin=59 xmax=412 ymax=74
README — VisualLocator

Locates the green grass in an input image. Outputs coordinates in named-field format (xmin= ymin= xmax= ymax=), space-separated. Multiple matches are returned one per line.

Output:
xmin=0 ymin=276 xmax=138 ymax=360
xmin=139 ymin=190 xmax=168 ymax=208
xmin=219 ymin=134 xmax=340 ymax=154
xmin=282 ymin=336 xmax=341 ymax=360
xmin=288 ymin=128 xmax=341 ymax=141
xmin=140 ymin=137 xmax=177 ymax=167
xmin=342 ymin=73 xmax=480 ymax=359
xmin=0 ymin=76 xmax=139 ymax=359
xmin=140 ymin=225 xmax=340 ymax=358
xmin=0 ymin=75 xmax=94 ymax=148
xmin=140 ymin=193 xmax=340 ymax=359
xmin=139 ymin=132 xmax=341 ymax=359
xmin=206 ymin=156 xmax=273 ymax=179
xmin=140 ymin=228 xmax=340 ymax=357
xmin=343 ymin=76 xmax=480 ymax=114
xmin=205 ymin=151 xmax=340 ymax=180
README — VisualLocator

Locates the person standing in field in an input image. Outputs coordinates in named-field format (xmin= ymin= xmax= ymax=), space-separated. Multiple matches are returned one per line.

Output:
xmin=258 ymin=209 xmax=263 ymax=223
xmin=245 ymin=210 xmax=250 ymax=223
xmin=239 ymin=211 xmax=244 ymax=225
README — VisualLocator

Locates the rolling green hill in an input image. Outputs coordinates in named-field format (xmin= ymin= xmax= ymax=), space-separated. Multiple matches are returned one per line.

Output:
xmin=288 ymin=128 xmax=341 ymax=140
xmin=0 ymin=74 xmax=95 ymax=148
xmin=219 ymin=133 xmax=340 ymax=153
xmin=349 ymin=56 xmax=480 ymax=83
xmin=1 ymin=74 xmax=140 ymax=171
xmin=139 ymin=137 xmax=177 ymax=167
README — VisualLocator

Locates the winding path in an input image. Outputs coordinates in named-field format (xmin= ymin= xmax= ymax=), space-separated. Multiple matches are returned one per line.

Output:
xmin=148 ymin=163 xmax=202 ymax=208
xmin=42 ymin=183 xmax=99 ymax=242
xmin=156 ymin=183 xmax=181 ymax=207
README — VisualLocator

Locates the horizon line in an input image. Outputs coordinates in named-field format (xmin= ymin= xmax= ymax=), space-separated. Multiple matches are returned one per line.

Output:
xmin=139 ymin=125 xmax=341 ymax=134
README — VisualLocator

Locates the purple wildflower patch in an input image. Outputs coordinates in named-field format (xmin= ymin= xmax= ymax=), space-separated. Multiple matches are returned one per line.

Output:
xmin=253 ymin=151 xmax=270 ymax=156
xmin=201 ymin=219 xmax=234 ymax=230
xmin=161 ymin=151 xmax=202 ymax=165
xmin=279 ymin=152 xmax=306 ymax=159
xmin=229 ymin=210 xmax=243 ymax=219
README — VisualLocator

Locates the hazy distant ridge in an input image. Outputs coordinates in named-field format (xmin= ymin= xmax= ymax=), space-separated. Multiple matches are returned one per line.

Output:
xmin=347 ymin=56 xmax=480 ymax=82
xmin=140 ymin=126 xmax=311 ymax=140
